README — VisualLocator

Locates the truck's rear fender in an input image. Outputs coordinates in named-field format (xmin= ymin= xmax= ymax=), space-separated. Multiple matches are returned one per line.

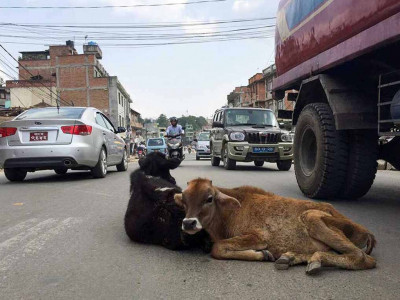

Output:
xmin=293 ymin=74 xmax=377 ymax=130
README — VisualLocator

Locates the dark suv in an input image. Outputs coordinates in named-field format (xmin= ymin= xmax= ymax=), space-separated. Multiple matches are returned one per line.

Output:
xmin=210 ymin=107 xmax=293 ymax=170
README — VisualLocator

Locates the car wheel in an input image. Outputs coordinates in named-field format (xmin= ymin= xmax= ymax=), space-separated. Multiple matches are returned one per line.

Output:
xmin=254 ymin=161 xmax=264 ymax=167
xmin=91 ymin=148 xmax=107 ymax=178
xmin=211 ymin=146 xmax=220 ymax=167
xmin=222 ymin=144 xmax=236 ymax=170
xmin=54 ymin=168 xmax=68 ymax=175
xmin=277 ymin=160 xmax=292 ymax=171
xmin=196 ymin=155 xmax=200 ymax=161
xmin=4 ymin=168 xmax=27 ymax=182
xmin=116 ymin=149 xmax=129 ymax=172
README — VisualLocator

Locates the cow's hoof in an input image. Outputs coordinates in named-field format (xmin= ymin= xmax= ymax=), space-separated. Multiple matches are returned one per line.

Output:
xmin=275 ymin=255 xmax=291 ymax=270
xmin=306 ymin=261 xmax=322 ymax=275
xmin=261 ymin=250 xmax=275 ymax=262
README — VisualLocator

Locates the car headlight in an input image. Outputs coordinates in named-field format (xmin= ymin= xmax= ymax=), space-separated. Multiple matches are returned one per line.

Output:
xmin=281 ymin=133 xmax=294 ymax=142
xmin=230 ymin=132 xmax=245 ymax=141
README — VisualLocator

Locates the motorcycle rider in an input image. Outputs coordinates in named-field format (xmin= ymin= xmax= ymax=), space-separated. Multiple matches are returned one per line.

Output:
xmin=165 ymin=117 xmax=184 ymax=159
xmin=166 ymin=117 xmax=183 ymax=139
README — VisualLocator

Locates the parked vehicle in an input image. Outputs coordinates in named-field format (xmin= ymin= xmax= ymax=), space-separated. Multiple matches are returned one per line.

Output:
xmin=272 ymin=0 xmax=400 ymax=199
xmin=0 ymin=107 xmax=128 ymax=182
xmin=166 ymin=134 xmax=184 ymax=161
xmin=146 ymin=138 xmax=167 ymax=155
xmin=195 ymin=132 xmax=211 ymax=160
xmin=210 ymin=107 xmax=293 ymax=170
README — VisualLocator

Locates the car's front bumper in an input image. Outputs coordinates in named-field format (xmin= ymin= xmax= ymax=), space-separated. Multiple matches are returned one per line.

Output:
xmin=196 ymin=149 xmax=211 ymax=157
xmin=0 ymin=143 xmax=99 ymax=169
xmin=226 ymin=142 xmax=293 ymax=162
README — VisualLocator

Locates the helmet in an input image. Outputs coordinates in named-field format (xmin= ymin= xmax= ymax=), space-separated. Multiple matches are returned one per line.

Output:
xmin=170 ymin=117 xmax=178 ymax=123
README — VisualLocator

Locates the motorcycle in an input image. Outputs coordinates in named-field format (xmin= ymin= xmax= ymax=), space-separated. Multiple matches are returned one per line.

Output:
xmin=166 ymin=134 xmax=185 ymax=161
xmin=137 ymin=144 xmax=146 ymax=159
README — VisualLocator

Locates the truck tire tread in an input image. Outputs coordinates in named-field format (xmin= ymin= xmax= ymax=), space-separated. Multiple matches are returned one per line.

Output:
xmin=295 ymin=103 xmax=348 ymax=199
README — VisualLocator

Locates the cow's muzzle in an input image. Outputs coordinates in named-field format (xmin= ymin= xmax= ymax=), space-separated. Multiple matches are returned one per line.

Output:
xmin=182 ymin=218 xmax=202 ymax=234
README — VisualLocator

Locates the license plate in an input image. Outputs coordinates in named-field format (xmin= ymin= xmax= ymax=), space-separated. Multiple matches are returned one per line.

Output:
xmin=30 ymin=132 xmax=48 ymax=142
xmin=253 ymin=147 xmax=274 ymax=153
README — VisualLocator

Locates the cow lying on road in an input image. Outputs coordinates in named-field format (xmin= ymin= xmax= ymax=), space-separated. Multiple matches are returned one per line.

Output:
xmin=124 ymin=153 xmax=210 ymax=250
xmin=175 ymin=179 xmax=376 ymax=275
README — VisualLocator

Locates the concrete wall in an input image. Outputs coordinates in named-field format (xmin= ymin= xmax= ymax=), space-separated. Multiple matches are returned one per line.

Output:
xmin=108 ymin=76 xmax=119 ymax=127
xmin=10 ymin=87 xmax=57 ymax=108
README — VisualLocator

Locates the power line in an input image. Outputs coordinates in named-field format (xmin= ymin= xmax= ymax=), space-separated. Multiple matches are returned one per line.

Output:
xmin=0 ymin=0 xmax=227 ymax=9
xmin=1 ymin=17 xmax=275 ymax=28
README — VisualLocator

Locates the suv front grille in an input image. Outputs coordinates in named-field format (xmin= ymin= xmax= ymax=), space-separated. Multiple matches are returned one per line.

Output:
xmin=247 ymin=132 xmax=279 ymax=144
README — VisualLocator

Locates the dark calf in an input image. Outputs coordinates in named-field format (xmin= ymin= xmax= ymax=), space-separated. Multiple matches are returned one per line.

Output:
xmin=124 ymin=153 xmax=211 ymax=250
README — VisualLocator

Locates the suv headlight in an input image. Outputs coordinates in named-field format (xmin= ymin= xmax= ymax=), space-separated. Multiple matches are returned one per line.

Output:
xmin=281 ymin=133 xmax=294 ymax=142
xmin=230 ymin=132 xmax=245 ymax=141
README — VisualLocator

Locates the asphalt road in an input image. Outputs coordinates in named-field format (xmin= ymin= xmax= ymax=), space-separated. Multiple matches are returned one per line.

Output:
xmin=0 ymin=154 xmax=399 ymax=300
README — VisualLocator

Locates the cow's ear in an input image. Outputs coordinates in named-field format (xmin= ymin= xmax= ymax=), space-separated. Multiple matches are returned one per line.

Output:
xmin=216 ymin=192 xmax=241 ymax=210
xmin=174 ymin=193 xmax=183 ymax=207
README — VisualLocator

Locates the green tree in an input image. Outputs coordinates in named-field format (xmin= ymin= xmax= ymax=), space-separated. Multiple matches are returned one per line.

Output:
xmin=157 ymin=114 xmax=169 ymax=128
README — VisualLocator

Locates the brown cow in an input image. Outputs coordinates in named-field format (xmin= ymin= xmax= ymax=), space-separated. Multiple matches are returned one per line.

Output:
xmin=174 ymin=179 xmax=376 ymax=275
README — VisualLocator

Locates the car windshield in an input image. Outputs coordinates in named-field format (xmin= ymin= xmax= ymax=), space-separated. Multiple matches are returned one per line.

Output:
xmin=17 ymin=108 xmax=85 ymax=120
xmin=225 ymin=109 xmax=278 ymax=127
xmin=148 ymin=139 xmax=164 ymax=147
xmin=198 ymin=133 xmax=210 ymax=141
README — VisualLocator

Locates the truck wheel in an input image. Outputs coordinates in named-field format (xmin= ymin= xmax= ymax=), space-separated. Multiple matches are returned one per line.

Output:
xmin=222 ymin=144 xmax=236 ymax=170
xmin=254 ymin=161 xmax=264 ymax=167
xmin=211 ymin=146 xmax=220 ymax=166
xmin=277 ymin=160 xmax=292 ymax=171
xmin=91 ymin=148 xmax=108 ymax=178
xmin=4 ymin=168 xmax=27 ymax=182
xmin=340 ymin=130 xmax=378 ymax=199
xmin=294 ymin=103 xmax=348 ymax=199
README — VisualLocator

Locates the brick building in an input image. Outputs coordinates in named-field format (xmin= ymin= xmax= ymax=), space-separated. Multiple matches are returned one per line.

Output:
xmin=226 ymin=64 xmax=295 ymax=122
xmin=227 ymin=86 xmax=251 ymax=107
xmin=248 ymin=73 xmax=266 ymax=108
xmin=130 ymin=108 xmax=144 ymax=137
xmin=6 ymin=41 xmax=132 ymax=128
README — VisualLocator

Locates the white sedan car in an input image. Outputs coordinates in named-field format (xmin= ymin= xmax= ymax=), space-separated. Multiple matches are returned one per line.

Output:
xmin=0 ymin=107 xmax=128 ymax=182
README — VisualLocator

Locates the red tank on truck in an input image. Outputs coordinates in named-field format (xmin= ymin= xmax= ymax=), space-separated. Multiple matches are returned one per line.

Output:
xmin=273 ymin=0 xmax=400 ymax=200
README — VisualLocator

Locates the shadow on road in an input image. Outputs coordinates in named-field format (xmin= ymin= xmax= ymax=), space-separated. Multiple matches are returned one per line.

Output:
xmin=2 ymin=169 xmax=122 ymax=184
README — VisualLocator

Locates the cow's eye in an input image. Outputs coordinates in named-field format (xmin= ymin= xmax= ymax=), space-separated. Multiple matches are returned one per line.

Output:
xmin=206 ymin=195 xmax=213 ymax=204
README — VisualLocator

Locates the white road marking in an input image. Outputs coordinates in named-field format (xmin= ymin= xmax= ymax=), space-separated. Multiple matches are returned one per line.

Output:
xmin=0 ymin=219 xmax=58 ymax=257
xmin=0 ymin=218 xmax=39 ymax=241
xmin=0 ymin=217 xmax=81 ymax=273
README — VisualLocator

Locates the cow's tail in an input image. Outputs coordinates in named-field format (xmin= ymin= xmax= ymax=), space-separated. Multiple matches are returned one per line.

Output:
xmin=365 ymin=233 xmax=377 ymax=255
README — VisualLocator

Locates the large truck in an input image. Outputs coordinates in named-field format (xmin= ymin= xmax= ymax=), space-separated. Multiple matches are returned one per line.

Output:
xmin=273 ymin=0 xmax=400 ymax=199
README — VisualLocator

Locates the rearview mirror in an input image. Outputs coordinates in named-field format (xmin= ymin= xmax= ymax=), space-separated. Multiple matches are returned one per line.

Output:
xmin=117 ymin=127 xmax=126 ymax=133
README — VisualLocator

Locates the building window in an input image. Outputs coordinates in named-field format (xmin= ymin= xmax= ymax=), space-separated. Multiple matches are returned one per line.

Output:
xmin=119 ymin=115 xmax=122 ymax=126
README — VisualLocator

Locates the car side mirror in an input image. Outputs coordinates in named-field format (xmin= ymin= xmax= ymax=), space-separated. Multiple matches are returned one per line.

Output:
xmin=212 ymin=121 xmax=223 ymax=128
xmin=117 ymin=127 xmax=126 ymax=133
xmin=279 ymin=123 xmax=285 ymax=129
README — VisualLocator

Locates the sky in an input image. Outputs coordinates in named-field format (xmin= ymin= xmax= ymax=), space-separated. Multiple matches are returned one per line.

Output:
xmin=0 ymin=0 xmax=280 ymax=119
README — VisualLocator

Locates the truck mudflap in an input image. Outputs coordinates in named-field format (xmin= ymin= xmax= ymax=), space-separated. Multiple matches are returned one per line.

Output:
xmin=292 ymin=74 xmax=377 ymax=130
